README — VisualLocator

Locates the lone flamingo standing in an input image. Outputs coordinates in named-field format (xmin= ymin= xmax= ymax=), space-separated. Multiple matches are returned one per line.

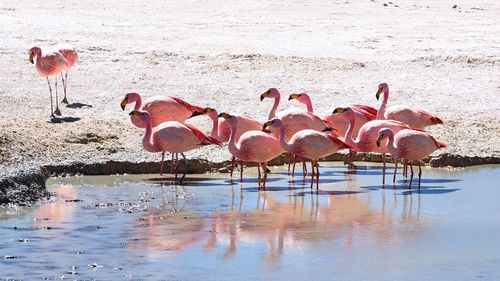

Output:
xmin=120 ymin=92 xmax=204 ymax=127
xmin=129 ymin=110 xmax=222 ymax=180
xmin=264 ymin=118 xmax=351 ymax=189
xmin=219 ymin=112 xmax=283 ymax=187
xmin=376 ymin=128 xmax=447 ymax=187
xmin=336 ymin=107 xmax=412 ymax=185
xmin=58 ymin=46 xmax=78 ymax=104
xmin=29 ymin=46 xmax=66 ymax=117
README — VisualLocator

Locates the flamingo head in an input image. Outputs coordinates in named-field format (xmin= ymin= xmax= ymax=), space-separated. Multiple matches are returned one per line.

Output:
xmin=376 ymin=83 xmax=389 ymax=100
xmin=28 ymin=46 xmax=40 ymax=64
xmin=190 ymin=107 xmax=215 ymax=118
xmin=260 ymin=88 xmax=279 ymax=101
xmin=121 ymin=93 xmax=140 ymax=110
xmin=129 ymin=110 xmax=151 ymax=122
xmin=262 ymin=118 xmax=282 ymax=130
xmin=332 ymin=107 xmax=348 ymax=114
xmin=376 ymin=128 xmax=393 ymax=148
xmin=288 ymin=92 xmax=310 ymax=103
xmin=217 ymin=112 xmax=232 ymax=119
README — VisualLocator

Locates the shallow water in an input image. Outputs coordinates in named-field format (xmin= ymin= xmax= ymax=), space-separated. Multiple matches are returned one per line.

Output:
xmin=1 ymin=163 xmax=499 ymax=281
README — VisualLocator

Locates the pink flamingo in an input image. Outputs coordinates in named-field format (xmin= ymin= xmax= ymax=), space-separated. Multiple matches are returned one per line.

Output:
xmin=29 ymin=46 xmax=66 ymax=117
xmin=219 ymin=112 xmax=284 ymax=187
xmin=120 ymin=92 xmax=204 ymax=128
xmin=263 ymin=118 xmax=351 ymax=188
xmin=129 ymin=110 xmax=222 ymax=180
xmin=261 ymin=88 xmax=332 ymax=176
xmin=336 ymin=106 xmax=412 ymax=185
xmin=376 ymin=83 xmax=443 ymax=129
xmin=57 ymin=46 xmax=78 ymax=104
xmin=376 ymin=128 xmax=447 ymax=187
xmin=192 ymin=107 xmax=265 ymax=177
xmin=289 ymin=92 xmax=378 ymax=136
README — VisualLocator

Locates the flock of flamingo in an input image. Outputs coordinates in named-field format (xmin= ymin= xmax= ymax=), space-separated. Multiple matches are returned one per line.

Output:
xmin=28 ymin=45 xmax=447 ymax=189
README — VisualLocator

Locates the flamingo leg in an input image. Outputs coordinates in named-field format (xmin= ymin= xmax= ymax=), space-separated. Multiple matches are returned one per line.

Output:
xmin=170 ymin=153 xmax=175 ymax=174
xmin=257 ymin=163 xmax=262 ymax=186
xmin=53 ymin=77 xmax=62 ymax=116
xmin=174 ymin=153 xmax=179 ymax=180
xmin=262 ymin=163 xmax=268 ymax=189
xmin=302 ymin=159 xmax=307 ymax=175
xmin=382 ymin=153 xmax=386 ymax=186
xmin=46 ymin=77 xmax=55 ymax=118
xmin=418 ymin=162 xmax=422 ymax=189
xmin=229 ymin=156 xmax=235 ymax=177
xmin=315 ymin=160 xmax=320 ymax=190
xmin=61 ymin=70 xmax=69 ymax=104
xmin=409 ymin=163 xmax=414 ymax=188
xmin=159 ymin=152 xmax=165 ymax=176
xmin=180 ymin=152 xmax=188 ymax=183
xmin=393 ymin=158 xmax=398 ymax=184
xmin=292 ymin=155 xmax=296 ymax=177
xmin=403 ymin=159 xmax=408 ymax=178
xmin=287 ymin=154 xmax=292 ymax=174
xmin=240 ymin=161 xmax=244 ymax=182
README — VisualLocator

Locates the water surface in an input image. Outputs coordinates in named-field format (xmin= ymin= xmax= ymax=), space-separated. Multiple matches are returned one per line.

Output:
xmin=1 ymin=163 xmax=499 ymax=280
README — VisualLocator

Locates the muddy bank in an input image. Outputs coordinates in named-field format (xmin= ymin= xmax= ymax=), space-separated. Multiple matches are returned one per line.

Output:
xmin=1 ymin=152 xmax=499 ymax=205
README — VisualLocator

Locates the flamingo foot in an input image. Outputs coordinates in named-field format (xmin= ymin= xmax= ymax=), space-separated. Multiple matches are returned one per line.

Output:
xmin=53 ymin=107 xmax=62 ymax=116
xmin=61 ymin=97 xmax=69 ymax=104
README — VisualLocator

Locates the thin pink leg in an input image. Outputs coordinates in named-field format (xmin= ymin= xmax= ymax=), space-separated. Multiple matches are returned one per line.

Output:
xmin=382 ymin=153 xmax=386 ymax=185
xmin=393 ymin=158 xmax=398 ymax=184
xmin=46 ymin=77 xmax=55 ymax=117
xmin=53 ymin=77 xmax=62 ymax=116
xmin=418 ymin=162 xmax=422 ymax=189
xmin=240 ymin=161 xmax=244 ymax=182
xmin=160 ymin=152 xmax=165 ymax=176
xmin=409 ymin=163 xmax=414 ymax=188
xmin=292 ymin=155 xmax=296 ymax=177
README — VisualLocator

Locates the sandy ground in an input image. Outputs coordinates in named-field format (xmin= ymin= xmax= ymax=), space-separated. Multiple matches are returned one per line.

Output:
xmin=0 ymin=0 xmax=499 ymax=175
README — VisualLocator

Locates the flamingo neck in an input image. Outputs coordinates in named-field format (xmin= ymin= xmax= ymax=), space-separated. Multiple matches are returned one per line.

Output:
xmin=227 ymin=120 xmax=241 ymax=156
xmin=133 ymin=96 xmax=142 ymax=111
xmin=376 ymin=88 xmax=389 ymax=120
xmin=385 ymin=132 xmax=396 ymax=156
xmin=209 ymin=112 xmax=220 ymax=139
xmin=142 ymin=118 xmax=160 ymax=153
xmin=268 ymin=95 xmax=280 ymax=120
xmin=302 ymin=96 xmax=313 ymax=113
xmin=345 ymin=111 xmax=359 ymax=147
xmin=276 ymin=123 xmax=293 ymax=152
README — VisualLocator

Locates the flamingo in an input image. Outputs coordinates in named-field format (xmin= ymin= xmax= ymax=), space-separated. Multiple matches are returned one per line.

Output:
xmin=375 ymin=83 xmax=443 ymax=129
xmin=336 ymin=106 xmax=412 ymax=185
xmin=261 ymin=88 xmax=332 ymax=176
xmin=57 ymin=46 xmax=78 ymax=104
xmin=218 ymin=112 xmax=284 ymax=187
xmin=129 ymin=110 xmax=222 ymax=180
xmin=120 ymin=92 xmax=204 ymax=128
xmin=263 ymin=118 xmax=351 ymax=188
xmin=29 ymin=46 xmax=66 ymax=117
xmin=376 ymin=128 xmax=447 ymax=188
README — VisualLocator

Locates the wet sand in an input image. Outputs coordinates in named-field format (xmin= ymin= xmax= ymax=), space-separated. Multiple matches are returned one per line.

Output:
xmin=0 ymin=0 xmax=499 ymax=203
xmin=1 ymin=163 xmax=499 ymax=280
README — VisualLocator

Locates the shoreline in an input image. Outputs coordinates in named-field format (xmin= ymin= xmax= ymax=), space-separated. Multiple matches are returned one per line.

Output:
xmin=2 ymin=153 xmax=499 ymax=206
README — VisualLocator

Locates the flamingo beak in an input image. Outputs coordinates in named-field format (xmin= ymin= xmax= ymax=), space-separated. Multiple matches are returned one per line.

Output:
xmin=322 ymin=127 xmax=333 ymax=132
xmin=288 ymin=93 xmax=300 ymax=101
xmin=29 ymin=52 xmax=34 ymax=64
xmin=262 ymin=120 xmax=273 ymax=130
xmin=376 ymin=88 xmax=382 ymax=100
xmin=120 ymin=98 xmax=128 ymax=110
xmin=190 ymin=111 xmax=204 ymax=117
xmin=129 ymin=110 xmax=141 ymax=116
xmin=260 ymin=92 xmax=269 ymax=101
xmin=376 ymin=135 xmax=383 ymax=148
xmin=332 ymin=107 xmax=346 ymax=114
xmin=218 ymin=112 xmax=230 ymax=119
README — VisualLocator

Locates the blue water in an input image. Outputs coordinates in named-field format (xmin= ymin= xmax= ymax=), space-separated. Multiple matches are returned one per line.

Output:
xmin=1 ymin=163 xmax=499 ymax=280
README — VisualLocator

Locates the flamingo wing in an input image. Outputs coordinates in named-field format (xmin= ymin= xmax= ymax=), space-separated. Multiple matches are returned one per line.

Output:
xmin=183 ymin=123 xmax=223 ymax=146
xmin=171 ymin=97 xmax=204 ymax=113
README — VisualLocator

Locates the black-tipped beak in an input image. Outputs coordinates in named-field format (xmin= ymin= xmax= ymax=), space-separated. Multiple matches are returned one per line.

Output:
xmin=322 ymin=127 xmax=333 ymax=132
xmin=120 ymin=98 xmax=128 ymax=111
xmin=190 ymin=111 xmax=204 ymax=118
xmin=129 ymin=110 xmax=140 ymax=116
xmin=29 ymin=53 xmax=34 ymax=64
xmin=376 ymin=89 xmax=382 ymax=101
xmin=376 ymin=135 xmax=383 ymax=148
xmin=260 ymin=94 xmax=266 ymax=101
xmin=262 ymin=120 xmax=273 ymax=130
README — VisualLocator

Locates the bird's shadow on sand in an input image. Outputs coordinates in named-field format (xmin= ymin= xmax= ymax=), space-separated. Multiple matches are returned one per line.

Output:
xmin=49 ymin=116 xmax=81 ymax=123
xmin=293 ymin=190 xmax=364 ymax=196
xmin=145 ymin=176 xmax=231 ymax=187
xmin=66 ymin=102 xmax=93 ymax=109
xmin=360 ymin=184 xmax=460 ymax=195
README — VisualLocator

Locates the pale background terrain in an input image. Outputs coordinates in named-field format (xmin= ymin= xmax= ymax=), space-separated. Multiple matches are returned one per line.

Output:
xmin=0 ymin=0 xmax=499 ymax=167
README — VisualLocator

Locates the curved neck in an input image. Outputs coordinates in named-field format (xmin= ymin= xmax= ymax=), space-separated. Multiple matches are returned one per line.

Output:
xmin=302 ymin=95 xmax=313 ymax=113
xmin=133 ymin=96 xmax=142 ymax=111
xmin=386 ymin=132 xmax=396 ymax=155
xmin=268 ymin=95 xmax=280 ymax=120
xmin=208 ymin=112 xmax=220 ymax=139
xmin=276 ymin=123 xmax=293 ymax=152
xmin=142 ymin=118 xmax=160 ymax=152
xmin=344 ymin=111 xmax=359 ymax=147
xmin=376 ymin=88 xmax=389 ymax=120
xmin=228 ymin=120 xmax=240 ymax=155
